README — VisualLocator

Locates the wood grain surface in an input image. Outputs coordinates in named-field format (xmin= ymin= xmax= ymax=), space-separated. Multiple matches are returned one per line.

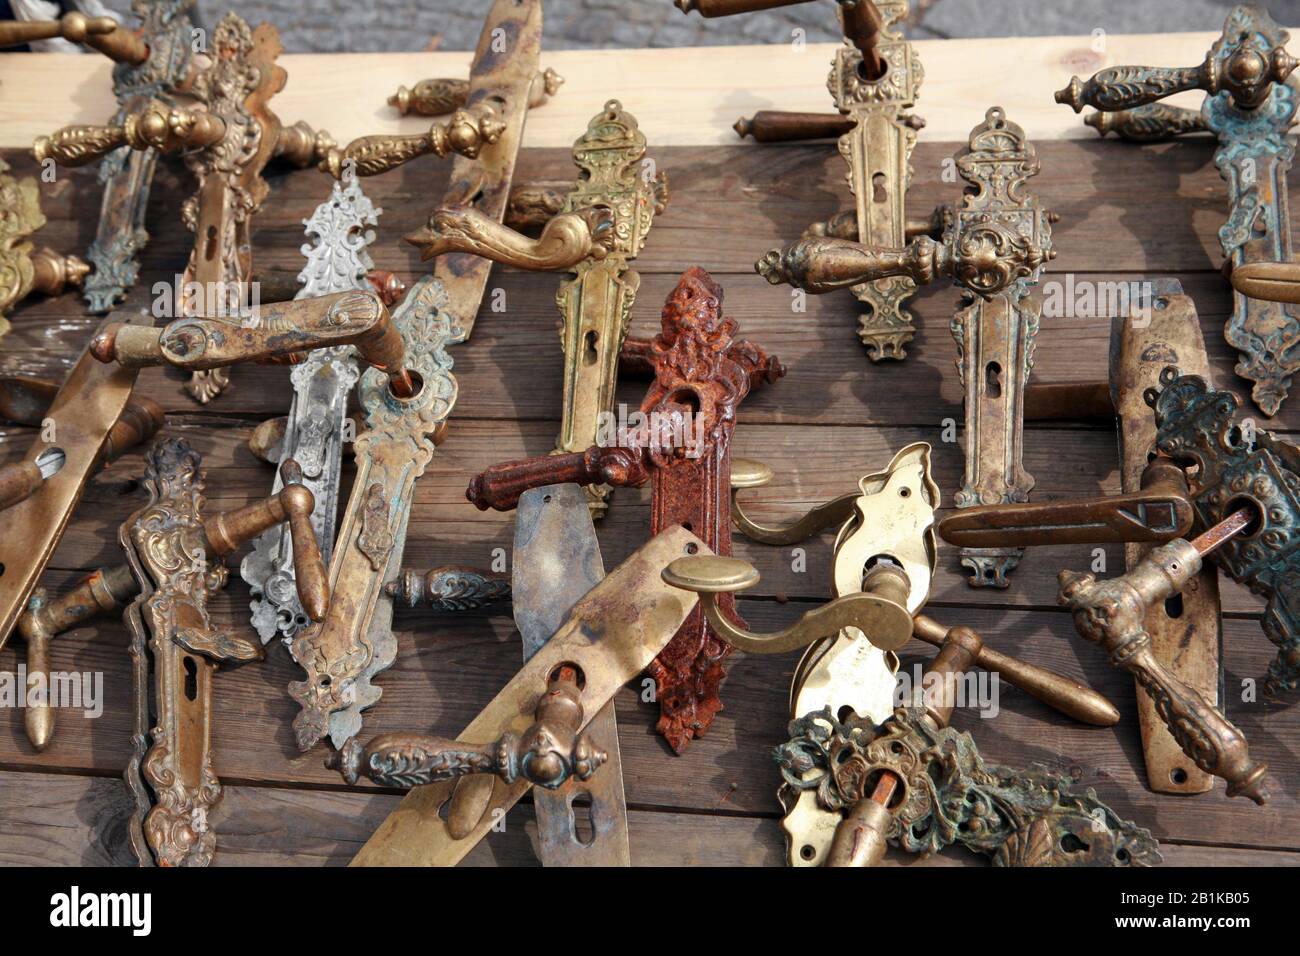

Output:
xmin=0 ymin=119 xmax=1294 ymax=865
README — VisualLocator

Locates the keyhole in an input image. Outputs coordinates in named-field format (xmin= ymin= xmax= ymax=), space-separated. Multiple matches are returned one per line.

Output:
xmin=570 ymin=792 xmax=596 ymax=847
xmin=1164 ymin=593 xmax=1184 ymax=619
xmin=183 ymin=656 xmax=198 ymax=702
xmin=985 ymin=362 xmax=1002 ymax=399
xmin=203 ymin=225 xmax=218 ymax=262
xmin=871 ymin=172 xmax=887 ymax=203
xmin=583 ymin=329 xmax=599 ymax=366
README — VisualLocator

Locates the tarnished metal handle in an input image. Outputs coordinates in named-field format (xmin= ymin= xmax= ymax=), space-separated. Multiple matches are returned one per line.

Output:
xmin=16 ymin=564 xmax=139 ymax=751
xmin=1057 ymin=44 xmax=1297 ymax=115
xmin=1231 ymin=260 xmax=1300 ymax=304
xmin=203 ymin=460 xmax=329 ymax=622
xmin=34 ymin=105 xmax=226 ymax=168
xmin=733 ymin=111 xmax=856 ymax=143
xmin=1058 ymin=539 xmax=1269 ymax=804
xmin=273 ymin=121 xmax=337 ymax=169
xmin=89 ymin=290 xmax=414 ymax=396
xmin=404 ymin=203 xmax=615 ymax=267
xmin=729 ymin=459 xmax=858 ymax=545
xmin=0 ymin=395 xmax=163 ymax=514
xmin=320 ymin=106 xmax=506 ymax=178
xmin=674 ymin=0 xmax=816 ymax=16
xmin=757 ymin=235 xmax=943 ymax=294
xmin=662 ymin=556 xmax=915 ymax=653
xmin=389 ymin=67 xmax=563 ymax=116
xmin=386 ymin=567 xmax=510 ymax=611
xmin=0 ymin=13 xmax=131 ymax=56
xmin=467 ymin=446 xmax=650 ymax=512
xmin=1084 ymin=104 xmax=1207 ymax=142
xmin=332 ymin=666 xmax=606 ymax=789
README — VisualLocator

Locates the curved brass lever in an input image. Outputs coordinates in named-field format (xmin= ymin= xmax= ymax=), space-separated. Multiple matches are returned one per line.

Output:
xmin=389 ymin=67 xmax=563 ymax=116
xmin=331 ymin=664 xmax=606 ymax=789
xmin=403 ymin=203 xmax=615 ymax=267
xmin=1058 ymin=510 xmax=1269 ymax=804
xmin=34 ymin=104 xmax=226 ymax=168
xmin=203 ymin=460 xmax=330 ymax=623
xmin=15 ymin=564 xmax=139 ymax=751
xmin=662 ymin=556 xmax=914 ymax=653
xmin=89 ymin=290 xmax=415 ymax=398
xmin=319 ymin=106 xmax=506 ymax=179
xmin=730 ymin=458 xmax=858 ymax=545
xmin=1230 ymin=260 xmax=1300 ymax=304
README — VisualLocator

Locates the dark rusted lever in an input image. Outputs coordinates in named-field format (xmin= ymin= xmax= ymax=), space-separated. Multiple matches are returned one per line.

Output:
xmin=937 ymin=458 xmax=1194 ymax=548
xmin=1059 ymin=507 xmax=1270 ymax=804
xmin=0 ymin=395 xmax=164 ymax=513
xmin=331 ymin=664 xmax=606 ymax=788
xmin=386 ymin=567 xmax=511 ymax=612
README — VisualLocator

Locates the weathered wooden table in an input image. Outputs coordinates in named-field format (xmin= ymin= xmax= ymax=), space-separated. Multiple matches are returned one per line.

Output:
xmin=0 ymin=33 xmax=1295 ymax=866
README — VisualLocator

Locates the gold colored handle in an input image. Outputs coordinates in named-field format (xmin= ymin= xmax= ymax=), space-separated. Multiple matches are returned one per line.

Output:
xmin=202 ymin=460 xmax=329 ymax=622
xmin=332 ymin=666 xmax=606 ymax=789
xmin=320 ymin=106 xmax=506 ymax=178
xmin=30 ymin=248 xmax=91 ymax=296
xmin=388 ymin=67 xmax=563 ymax=115
xmin=274 ymin=121 xmax=337 ymax=169
xmin=15 ymin=565 xmax=138 ymax=751
xmin=729 ymin=458 xmax=858 ymax=545
xmin=1058 ymin=539 xmax=1269 ymax=804
xmin=911 ymin=614 xmax=1120 ymax=727
xmin=1084 ymin=104 xmax=1207 ymax=141
xmin=404 ymin=203 xmax=615 ymax=268
xmin=34 ymin=105 xmax=226 ymax=167
xmin=0 ymin=13 xmax=118 ymax=51
xmin=1231 ymin=260 xmax=1300 ymax=305
xmin=756 ymin=235 xmax=943 ymax=294
xmin=661 ymin=556 xmax=914 ymax=653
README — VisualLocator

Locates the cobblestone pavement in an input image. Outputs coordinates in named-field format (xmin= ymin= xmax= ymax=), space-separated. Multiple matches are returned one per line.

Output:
xmin=95 ymin=0 xmax=1300 ymax=53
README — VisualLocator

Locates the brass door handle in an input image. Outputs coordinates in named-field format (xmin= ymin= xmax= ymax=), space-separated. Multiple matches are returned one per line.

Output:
xmin=34 ymin=105 xmax=226 ymax=168
xmin=386 ymin=567 xmax=511 ymax=612
xmin=388 ymin=67 xmax=563 ymax=116
xmin=273 ymin=121 xmax=337 ymax=169
xmin=733 ymin=111 xmax=856 ymax=143
xmin=729 ymin=458 xmax=858 ymax=545
xmin=404 ymin=203 xmax=615 ymax=267
xmin=320 ymin=106 xmax=506 ymax=178
xmin=0 ymin=395 xmax=163 ymax=514
xmin=662 ymin=556 xmax=915 ymax=653
xmin=0 ymin=13 xmax=145 ymax=63
xmin=1058 ymin=511 xmax=1269 ymax=804
xmin=1085 ymin=103 xmax=1208 ymax=142
xmin=468 ymin=445 xmax=650 ymax=512
xmin=332 ymin=665 xmax=606 ymax=789
xmin=1056 ymin=44 xmax=1297 ymax=115
xmin=1230 ymin=260 xmax=1300 ymax=304
xmin=675 ymin=0 xmax=816 ymax=15
xmin=89 ymin=290 xmax=416 ymax=398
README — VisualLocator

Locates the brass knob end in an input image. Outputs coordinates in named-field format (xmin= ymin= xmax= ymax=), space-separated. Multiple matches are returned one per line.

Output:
xmin=1055 ymin=76 xmax=1085 ymax=112
xmin=730 ymin=458 xmax=773 ymax=489
xmin=662 ymin=555 xmax=760 ymax=593
xmin=89 ymin=324 xmax=122 ymax=363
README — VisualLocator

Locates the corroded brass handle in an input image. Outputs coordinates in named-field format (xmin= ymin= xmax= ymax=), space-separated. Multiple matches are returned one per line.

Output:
xmin=320 ymin=106 xmax=506 ymax=178
xmin=1056 ymin=42 xmax=1298 ymax=114
xmin=757 ymin=235 xmax=943 ymax=294
xmin=733 ymin=111 xmax=856 ymax=143
xmin=467 ymin=446 xmax=649 ymax=512
xmin=404 ymin=203 xmax=615 ymax=267
xmin=89 ymin=290 xmax=412 ymax=394
xmin=332 ymin=666 xmax=606 ymax=789
xmin=389 ymin=67 xmax=563 ymax=116
xmin=16 ymin=564 xmax=139 ymax=751
xmin=729 ymin=459 xmax=858 ymax=545
xmin=662 ymin=556 xmax=914 ymax=653
xmin=1058 ymin=539 xmax=1269 ymax=804
xmin=386 ymin=567 xmax=511 ymax=611
xmin=202 ymin=460 xmax=329 ymax=622
xmin=34 ymin=105 xmax=226 ymax=168
xmin=1084 ymin=104 xmax=1207 ymax=141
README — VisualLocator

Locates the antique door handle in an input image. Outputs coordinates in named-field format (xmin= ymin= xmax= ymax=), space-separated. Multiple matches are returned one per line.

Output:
xmin=936 ymin=457 xmax=1195 ymax=548
xmin=389 ymin=67 xmax=562 ymax=116
xmin=1058 ymin=508 xmax=1269 ymax=804
xmin=33 ymin=104 xmax=227 ymax=167
xmin=1230 ymin=260 xmax=1300 ymax=303
xmin=675 ymin=0 xmax=816 ymax=16
xmin=89 ymin=290 xmax=416 ymax=397
xmin=662 ymin=556 xmax=916 ymax=653
xmin=320 ymin=105 xmax=506 ymax=179
xmin=729 ymin=459 xmax=859 ymax=545
xmin=14 ymin=565 xmax=138 ymax=752
xmin=0 ymin=159 xmax=91 ymax=327
xmin=0 ymin=396 xmax=163 ymax=513
xmin=333 ymin=664 xmax=605 ymax=789
xmin=779 ymin=623 xmax=1161 ymax=868
xmin=0 ymin=12 xmax=147 ymax=62
xmin=466 ymin=267 xmax=783 ymax=752
xmin=274 ymin=121 xmax=338 ymax=169
xmin=1056 ymin=42 xmax=1296 ymax=115
xmin=404 ymin=203 xmax=616 ymax=267
xmin=733 ymin=111 xmax=858 ymax=143
xmin=386 ymin=567 xmax=511 ymax=611
xmin=1058 ymin=7 xmax=1300 ymax=416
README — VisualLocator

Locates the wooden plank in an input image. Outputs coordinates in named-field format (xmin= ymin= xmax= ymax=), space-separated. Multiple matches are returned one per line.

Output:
xmin=0 ymin=595 xmax=1293 ymax=851
xmin=0 ymin=34 xmax=1243 ymax=149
